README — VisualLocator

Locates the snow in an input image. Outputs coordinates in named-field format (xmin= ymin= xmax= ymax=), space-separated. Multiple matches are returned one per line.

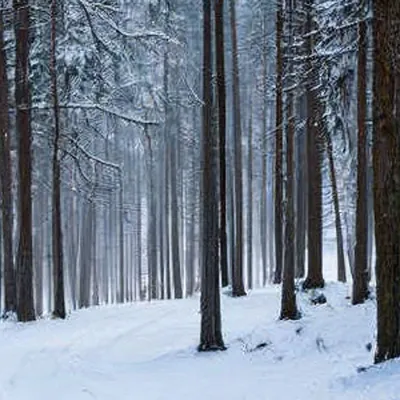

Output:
xmin=0 ymin=269 xmax=395 ymax=399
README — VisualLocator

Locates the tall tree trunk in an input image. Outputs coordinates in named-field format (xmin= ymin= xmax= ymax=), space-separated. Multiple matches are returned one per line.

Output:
xmin=303 ymin=0 xmax=324 ymax=290
xmin=199 ymin=0 xmax=225 ymax=352
xmin=261 ymin=10 xmax=269 ymax=285
xmin=91 ymin=202 xmax=99 ymax=306
xmin=353 ymin=17 xmax=369 ymax=304
xmin=136 ymin=158 xmax=144 ymax=301
xmin=147 ymin=135 xmax=157 ymax=300
xmin=274 ymin=0 xmax=284 ymax=285
xmin=159 ymin=146 xmax=165 ymax=300
xmin=247 ymin=102 xmax=253 ymax=289
xmin=118 ymin=173 xmax=124 ymax=303
xmin=33 ymin=196 xmax=43 ymax=315
xmin=295 ymin=0 xmax=307 ymax=280
xmin=325 ymin=130 xmax=346 ymax=283
xmin=50 ymin=0 xmax=66 ymax=319
xmin=14 ymin=0 xmax=35 ymax=321
xmin=165 ymin=138 xmax=172 ymax=300
xmin=280 ymin=0 xmax=299 ymax=320
xmin=170 ymin=135 xmax=183 ymax=299
xmin=79 ymin=200 xmax=91 ymax=308
xmin=373 ymin=0 xmax=400 ymax=364
xmin=186 ymin=119 xmax=197 ymax=297
xmin=230 ymin=0 xmax=246 ymax=297
xmin=0 ymin=10 xmax=16 ymax=315
xmin=215 ymin=0 xmax=229 ymax=288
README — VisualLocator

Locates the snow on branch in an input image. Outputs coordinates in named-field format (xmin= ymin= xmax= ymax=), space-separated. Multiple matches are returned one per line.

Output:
xmin=29 ymin=102 xmax=159 ymax=126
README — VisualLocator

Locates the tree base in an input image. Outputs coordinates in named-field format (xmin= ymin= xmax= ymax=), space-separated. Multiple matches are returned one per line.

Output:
xmin=302 ymin=277 xmax=325 ymax=290
xmin=279 ymin=310 xmax=301 ymax=321
xmin=231 ymin=289 xmax=247 ymax=298
xmin=198 ymin=343 xmax=227 ymax=352
xmin=52 ymin=309 xmax=66 ymax=320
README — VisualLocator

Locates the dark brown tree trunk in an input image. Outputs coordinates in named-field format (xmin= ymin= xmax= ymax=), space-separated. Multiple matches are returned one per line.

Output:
xmin=303 ymin=1 xmax=324 ymax=290
xmin=353 ymin=17 xmax=369 ymax=304
xmin=199 ymin=0 xmax=225 ymax=352
xmin=215 ymin=0 xmax=228 ymax=288
xmin=14 ymin=0 xmax=35 ymax=321
xmin=274 ymin=0 xmax=284 ymax=285
xmin=230 ymin=0 xmax=246 ymax=297
xmin=50 ymin=0 xmax=66 ymax=319
xmin=295 ymin=0 xmax=307 ymax=280
xmin=280 ymin=0 xmax=299 ymax=321
xmin=373 ymin=0 xmax=400 ymax=364
xmin=325 ymin=130 xmax=346 ymax=283
xmin=0 ymin=10 xmax=16 ymax=315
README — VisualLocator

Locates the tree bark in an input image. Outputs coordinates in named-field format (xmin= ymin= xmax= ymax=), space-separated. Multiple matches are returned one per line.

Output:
xmin=0 ymin=10 xmax=16 ymax=315
xmin=247 ymin=102 xmax=253 ymax=289
xmin=14 ymin=0 xmax=35 ymax=321
xmin=353 ymin=17 xmax=369 ymax=304
xmin=280 ymin=0 xmax=299 ymax=320
xmin=261 ymin=10 xmax=269 ymax=285
xmin=170 ymin=134 xmax=183 ymax=299
xmin=50 ymin=0 xmax=66 ymax=319
xmin=303 ymin=0 xmax=324 ymax=290
xmin=274 ymin=0 xmax=284 ymax=285
xmin=214 ymin=0 xmax=229 ymax=288
xmin=373 ymin=0 xmax=400 ymax=364
xmin=325 ymin=130 xmax=346 ymax=283
xmin=230 ymin=0 xmax=246 ymax=297
xmin=199 ymin=0 xmax=225 ymax=352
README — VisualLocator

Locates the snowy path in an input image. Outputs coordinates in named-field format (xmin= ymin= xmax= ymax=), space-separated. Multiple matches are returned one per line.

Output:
xmin=1 ymin=283 xmax=398 ymax=400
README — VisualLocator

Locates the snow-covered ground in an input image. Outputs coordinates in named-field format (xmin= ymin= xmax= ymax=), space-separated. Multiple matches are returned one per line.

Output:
xmin=1 ymin=276 xmax=398 ymax=400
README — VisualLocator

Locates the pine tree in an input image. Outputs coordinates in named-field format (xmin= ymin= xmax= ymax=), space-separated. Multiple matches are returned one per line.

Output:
xmin=373 ymin=0 xmax=400 ymax=364
xmin=0 ymin=9 xmax=16 ymax=316
xmin=198 ymin=0 xmax=225 ymax=352
xmin=353 ymin=12 xmax=369 ymax=305
xmin=15 ymin=0 xmax=35 ymax=322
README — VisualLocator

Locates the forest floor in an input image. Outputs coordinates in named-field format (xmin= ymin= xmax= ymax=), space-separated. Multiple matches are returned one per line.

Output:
xmin=0 ymin=276 xmax=398 ymax=399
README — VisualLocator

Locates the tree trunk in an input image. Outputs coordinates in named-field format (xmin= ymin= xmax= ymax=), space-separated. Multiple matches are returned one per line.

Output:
xmin=274 ymin=0 xmax=284 ymax=285
xmin=170 ymin=135 xmax=183 ymax=299
xmin=215 ymin=0 xmax=229 ymax=288
xmin=165 ymin=138 xmax=172 ymax=300
xmin=50 ymin=0 xmax=66 ymax=319
xmin=136 ymin=157 xmax=144 ymax=301
xmin=373 ymin=0 xmax=400 ymax=364
xmin=261 ymin=10 xmax=269 ymax=285
xmin=280 ymin=0 xmax=299 ymax=320
xmin=230 ymin=0 xmax=246 ymax=297
xmin=353 ymin=17 xmax=369 ymax=304
xmin=147 ymin=135 xmax=157 ymax=300
xmin=118 ymin=173 xmax=124 ymax=303
xmin=14 ymin=0 xmax=35 ymax=321
xmin=325 ymin=130 xmax=346 ymax=283
xmin=199 ymin=0 xmax=225 ymax=352
xmin=303 ymin=1 xmax=324 ymax=290
xmin=247 ymin=102 xmax=253 ymax=289
xmin=0 ymin=10 xmax=16 ymax=315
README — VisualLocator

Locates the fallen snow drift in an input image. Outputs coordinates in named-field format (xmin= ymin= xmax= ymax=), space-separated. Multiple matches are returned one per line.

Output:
xmin=0 ymin=283 xmax=395 ymax=400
